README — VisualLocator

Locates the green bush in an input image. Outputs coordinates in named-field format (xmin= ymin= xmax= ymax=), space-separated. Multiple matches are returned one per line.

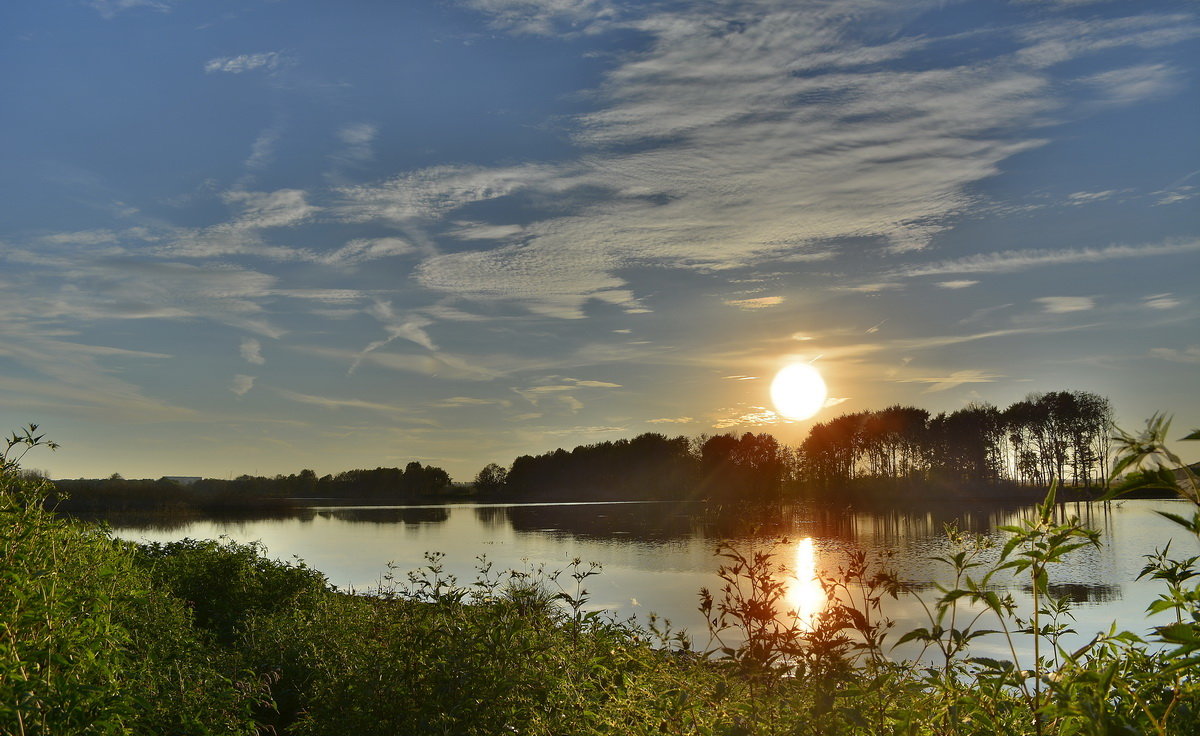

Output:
xmin=0 ymin=427 xmax=257 ymax=735
xmin=132 ymin=537 xmax=328 ymax=646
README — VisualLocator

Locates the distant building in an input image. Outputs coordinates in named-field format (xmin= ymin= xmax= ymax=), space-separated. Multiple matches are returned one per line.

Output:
xmin=162 ymin=476 xmax=203 ymax=486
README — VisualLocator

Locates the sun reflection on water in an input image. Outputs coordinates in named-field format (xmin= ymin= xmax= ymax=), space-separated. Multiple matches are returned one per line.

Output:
xmin=787 ymin=537 xmax=827 ymax=628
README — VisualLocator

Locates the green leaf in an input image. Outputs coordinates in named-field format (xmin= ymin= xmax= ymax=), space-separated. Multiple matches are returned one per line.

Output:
xmin=1147 ymin=599 xmax=1180 ymax=615
xmin=1040 ymin=483 xmax=1057 ymax=520
xmin=1157 ymin=622 xmax=1200 ymax=646
xmin=938 ymin=589 xmax=971 ymax=605
xmin=894 ymin=628 xmax=932 ymax=646
xmin=999 ymin=535 xmax=1024 ymax=562
xmin=1109 ymin=453 xmax=1140 ymax=481
xmin=969 ymin=657 xmax=1013 ymax=671
xmin=1156 ymin=510 xmax=1200 ymax=533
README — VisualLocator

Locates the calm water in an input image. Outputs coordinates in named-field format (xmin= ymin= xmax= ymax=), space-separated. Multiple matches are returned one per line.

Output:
xmin=103 ymin=498 xmax=1198 ymax=660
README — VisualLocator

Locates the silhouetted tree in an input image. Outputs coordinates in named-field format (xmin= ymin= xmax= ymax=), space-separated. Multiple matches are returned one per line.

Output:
xmin=699 ymin=433 xmax=784 ymax=501
xmin=928 ymin=403 xmax=1003 ymax=485
xmin=473 ymin=463 xmax=508 ymax=494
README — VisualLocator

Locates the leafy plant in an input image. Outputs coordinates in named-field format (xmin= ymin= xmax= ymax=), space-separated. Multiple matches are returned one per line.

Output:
xmin=1 ymin=426 xmax=257 ymax=735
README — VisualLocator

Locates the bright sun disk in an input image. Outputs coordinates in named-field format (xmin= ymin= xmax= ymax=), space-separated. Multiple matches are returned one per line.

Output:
xmin=770 ymin=363 xmax=827 ymax=420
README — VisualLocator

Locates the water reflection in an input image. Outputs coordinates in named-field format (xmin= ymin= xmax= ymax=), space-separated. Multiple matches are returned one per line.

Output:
xmin=474 ymin=506 xmax=509 ymax=526
xmin=786 ymin=538 xmax=826 ymax=629
xmin=316 ymin=507 xmax=449 ymax=525
xmin=505 ymin=502 xmax=701 ymax=540
xmin=68 ymin=508 xmax=318 ymax=532
xmin=1042 ymin=582 xmax=1123 ymax=604
xmin=92 ymin=497 xmax=1198 ymax=658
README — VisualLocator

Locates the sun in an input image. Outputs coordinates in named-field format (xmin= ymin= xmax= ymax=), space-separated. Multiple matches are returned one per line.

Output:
xmin=770 ymin=363 xmax=827 ymax=420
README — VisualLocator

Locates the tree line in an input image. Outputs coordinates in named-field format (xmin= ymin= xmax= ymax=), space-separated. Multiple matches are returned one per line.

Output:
xmin=799 ymin=390 xmax=1112 ymax=493
xmin=478 ymin=390 xmax=1113 ymax=503
xmin=483 ymin=431 xmax=789 ymax=503
xmin=52 ymin=389 xmax=1115 ymax=511
xmin=51 ymin=461 xmax=455 ymax=512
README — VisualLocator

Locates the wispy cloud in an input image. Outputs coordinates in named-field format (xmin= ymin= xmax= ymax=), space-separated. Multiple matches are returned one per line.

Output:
xmin=0 ymin=372 xmax=191 ymax=421
xmin=37 ymin=229 xmax=123 ymax=246
xmin=0 ymin=250 xmax=290 ymax=338
xmin=274 ymin=388 xmax=435 ymax=422
xmin=405 ymin=0 xmax=1129 ymax=316
xmin=520 ymin=377 xmax=622 ymax=393
xmin=240 ymin=338 xmax=266 ymax=365
xmin=541 ymin=425 xmax=628 ymax=437
xmin=447 ymin=221 xmax=526 ymax=241
xmin=89 ymin=0 xmax=173 ymax=20
xmin=1015 ymin=13 xmax=1200 ymax=68
xmin=1143 ymin=293 xmax=1181 ymax=310
xmin=1149 ymin=346 xmax=1200 ymax=364
xmin=334 ymin=163 xmax=560 ymax=225
xmin=937 ymin=280 xmax=978 ymax=289
xmin=428 ymin=396 xmax=510 ymax=408
xmin=337 ymin=122 xmax=377 ymax=157
xmin=573 ymin=379 xmax=622 ymax=388
xmin=647 ymin=416 xmax=694 ymax=424
xmin=819 ymin=323 xmax=1101 ymax=364
xmin=725 ymin=296 xmax=784 ymax=310
xmin=221 ymin=189 xmax=316 ymax=229
xmin=417 ymin=240 xmax=636 ymax=319
xmin=461 ymin=0 xmax=621 ymax=36
xmin=0 ymin=319 xmax=190 ymax=421
xmin=244 ymin=126 xmax=282 ymax=172
xmin=1082 ymin=63 xmax=1181 ymax=106
xmin=1155 ymin=186 xmax=1199 ymax=206
xmin=152 ymin=189 xmax=320 ymax=262
xmin=231 ymin=374 xmax=255 ymax=396
xmin=1065 ymin=189 xmax=1118 ymax=205
xmin=1035 ymin=296 xmax=1095 ymax=313
xmin=840 ymin=283 xmax=904 ymax=294
xmin=204 ymin=52 xmax=287 ymax=74
xmin=898 ymin=369 xmax=1005 ymax=393
xmin=321 ymin=237 xmax=414 ymax=266
xmin=712 ymin=407 xmax=780 ymax=430
xmin=514 ymin=376 xmax=622 ymax=414
xmin=296 ymin=343 xmax=503 ymax=381
xmin=893 ymin=238 xmax=1200 ymax=278
xmin=350 ymin=301 xmax=438 ymax=374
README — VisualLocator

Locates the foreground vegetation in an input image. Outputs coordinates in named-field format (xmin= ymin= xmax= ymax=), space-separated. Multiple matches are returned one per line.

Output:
xmin=3 ymin=419 xmax=1198 ymax=735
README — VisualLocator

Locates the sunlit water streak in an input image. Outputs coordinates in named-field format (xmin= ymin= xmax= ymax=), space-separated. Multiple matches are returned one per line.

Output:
xmin=785 ymin=537 xmax=826 ymax=629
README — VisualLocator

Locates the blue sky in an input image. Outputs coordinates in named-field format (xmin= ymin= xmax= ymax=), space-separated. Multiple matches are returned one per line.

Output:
xmin=1 ymin=0 xmax=1197 ymax=481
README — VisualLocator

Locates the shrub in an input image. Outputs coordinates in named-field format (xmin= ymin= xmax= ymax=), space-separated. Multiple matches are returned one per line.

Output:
xmin=0 ymin=427 xmax=257 ymax=735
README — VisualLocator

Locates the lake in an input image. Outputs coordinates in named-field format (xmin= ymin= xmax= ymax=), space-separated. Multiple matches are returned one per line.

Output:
xmin=99 ymin=497 xmax=1199 ymax=662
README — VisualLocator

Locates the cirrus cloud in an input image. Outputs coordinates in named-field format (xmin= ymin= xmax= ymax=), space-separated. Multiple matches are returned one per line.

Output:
xmin=204 ymin=52 xmax=287 ymax=74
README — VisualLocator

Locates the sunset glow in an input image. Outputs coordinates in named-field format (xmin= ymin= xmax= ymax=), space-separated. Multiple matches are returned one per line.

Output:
xmin=770 ymin=364 xmax=828 ymax=421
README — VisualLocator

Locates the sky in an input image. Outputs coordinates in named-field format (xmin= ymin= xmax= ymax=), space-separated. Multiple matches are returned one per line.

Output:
xmin=1 ymin=0 xmax=1197 ymax=481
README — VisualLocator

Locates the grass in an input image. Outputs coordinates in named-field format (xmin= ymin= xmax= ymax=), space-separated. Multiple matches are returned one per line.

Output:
xmin=2 ymin=420 xmax=1199 ymax=735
